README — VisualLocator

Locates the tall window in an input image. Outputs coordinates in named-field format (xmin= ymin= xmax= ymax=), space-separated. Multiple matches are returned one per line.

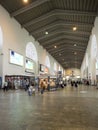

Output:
xmin=91 ymin=35 xmax=97 ymax=58
xmin=45 ymin=56 xmax=50 ymax=68
xmin=59 ymin=65 xmax=61 ymax=71
xmin=54 ymin=62 xmax=57 ymax=71
xmin=26 ymin=42 xmax=38 ymax=62
xmin=0 ymin=27 xmax=3 ymax=48
xmin=86 ymin=53 xmax=88 ymax=67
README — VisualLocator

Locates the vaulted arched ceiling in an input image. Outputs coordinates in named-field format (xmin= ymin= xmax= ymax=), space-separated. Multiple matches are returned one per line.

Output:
xmin=1 ymin=0 xmax=98 ymax=69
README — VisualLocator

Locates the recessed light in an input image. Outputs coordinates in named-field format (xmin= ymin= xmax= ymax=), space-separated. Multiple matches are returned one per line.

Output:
xmin=54 ymin=46 xmax=57 ymax=48
xmin=73 ymin=27 xmax=77 ymax=31
xmin=45 ymin=31 xmax=48 ymax=35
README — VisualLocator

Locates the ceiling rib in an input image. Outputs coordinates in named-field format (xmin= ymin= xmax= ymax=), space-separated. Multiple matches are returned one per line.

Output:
xmin=11 ymin=0 xmax=50 ymax=17
xmin=42 ymin=39 xmax=87 ymax=48
xmin=46 ymin=45 xmax=86 ymax=52
xmin=61 ymin=58 xmax=81 ymax=62
xmin=36 ymin=30 xmax=89 ymax=41
xmin=31 ymin=21 xmax=92 ymax=35
xmin=40 ymin=35 xmax=88 ymax=45
xmin=23 ymin=9 xmax=96 ymax=27
xmin=1 ymin=0 xmax=98 ymax=69
xmin=48 ymin=48 xmax=85 ymax=55
xmin=51 ymin=50 xmax=84 ymax=57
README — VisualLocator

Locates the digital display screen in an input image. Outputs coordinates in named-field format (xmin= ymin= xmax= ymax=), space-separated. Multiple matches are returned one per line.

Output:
xmin=9 ymin=50 xmax=23 ymax=66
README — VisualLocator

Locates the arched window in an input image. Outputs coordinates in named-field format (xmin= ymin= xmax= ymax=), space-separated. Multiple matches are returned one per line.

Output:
xmin=54 ymin=62 xmax=57 ymax=71
xmin=26 ymin=42 xmax=38 ymax=62
xmin=0 ymin=27 xmax=3 ymax=48
xmin=91 ymin=35 xmax=97 ymax=58
xmin=45 ymin=56 xmax=50 ymax=68
xmin=59 ymin=65 xmax=61 ymax=71
xmin=86 ymin=53 xmax=88 ymax=67
xmin=62 ymin=68 xmax=64 ymax=74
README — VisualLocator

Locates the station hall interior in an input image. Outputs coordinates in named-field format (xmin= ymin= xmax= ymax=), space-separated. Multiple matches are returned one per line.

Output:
xmin=0 ymin=0 xmax=98 ymax=130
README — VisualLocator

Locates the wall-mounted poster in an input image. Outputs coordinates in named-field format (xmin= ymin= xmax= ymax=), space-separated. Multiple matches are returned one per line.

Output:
xmin=9 ymin=50 xmax=23 ymax=66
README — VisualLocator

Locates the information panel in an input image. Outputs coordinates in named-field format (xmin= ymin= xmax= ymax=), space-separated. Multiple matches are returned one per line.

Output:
xmin=9 ymin=50 xmax=23 ymax=66
xmin=25 ymin=59 xmax=33 ymax=70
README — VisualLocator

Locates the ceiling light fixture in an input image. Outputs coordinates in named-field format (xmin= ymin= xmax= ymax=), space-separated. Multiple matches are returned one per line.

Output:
xmin=54 ymin=46 xmax=57 ymax=48
xmin=45 ymin=31 xmax=48 ymax=35
xmin=23 ymin=0 xmax=28 ymax=3
xmin=73 ymin=27 xmax=77 ymax=31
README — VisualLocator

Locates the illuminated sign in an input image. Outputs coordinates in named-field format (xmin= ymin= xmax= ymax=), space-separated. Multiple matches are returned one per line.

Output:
xmin=40 ymin=64 xmax=49 ymax=73
xmin=9 ymin=50 xmax=23 ymax=66
xmin=25 ymin=59 xmax=33 ymax=70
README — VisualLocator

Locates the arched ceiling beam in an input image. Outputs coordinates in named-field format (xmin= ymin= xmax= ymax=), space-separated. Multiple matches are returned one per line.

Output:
xmin=53 ymin=55 xmax=82 ymax=60
xmin=31 ymin=21 xmax=92 ymax=35
xmin=46 ymin=45 xmax=86 ymax=52
xmin=42 ymin=39 xmax=86 ymax=48
xmin=53 ymin=54 xmax=83 ymax=59
xmin=44 ymin=42 xmax=86 ymax=50
xmin=49 ymin=50 xmax=85 ymax=56
xmin=54 ymin=60 xmax=83 ymax=64
xmin=63 ymin=60 xmax=81 ymax=64
xmin=55 ymin=55 xmax=82 ymax=61
xmin=50 ymin=49 xmax=85 ymax=55
xmin=40 ymin=35 xmax=88 ymax=45
xmin=36 ymin=30 xmax=89 ymax=41
xmin=23 ymin=9 xmax=96 ymax=27
xmin=11 ymin=0 xmax=50 ymax=17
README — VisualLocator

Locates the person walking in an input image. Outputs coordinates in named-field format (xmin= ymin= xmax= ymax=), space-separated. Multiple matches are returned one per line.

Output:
xmin=28 ymin=84 xmax=33 ymax=96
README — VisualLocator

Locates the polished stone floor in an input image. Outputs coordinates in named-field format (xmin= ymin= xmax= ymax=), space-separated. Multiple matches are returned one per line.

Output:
xmin=0 ymin=85 xmax=98 ymax=130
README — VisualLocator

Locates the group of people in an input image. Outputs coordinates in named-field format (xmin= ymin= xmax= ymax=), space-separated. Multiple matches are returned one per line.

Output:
xmin=71 ymin=81 xmax=78 ymax=87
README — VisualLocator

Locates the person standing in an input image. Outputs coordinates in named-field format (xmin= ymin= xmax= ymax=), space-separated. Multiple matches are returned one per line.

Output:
xmin=3 ymin=81 xmax=8 ymax=92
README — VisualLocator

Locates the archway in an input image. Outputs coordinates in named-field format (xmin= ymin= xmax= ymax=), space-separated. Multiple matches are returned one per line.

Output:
xmin=0 ymin=26 xmax=3 ymax=50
